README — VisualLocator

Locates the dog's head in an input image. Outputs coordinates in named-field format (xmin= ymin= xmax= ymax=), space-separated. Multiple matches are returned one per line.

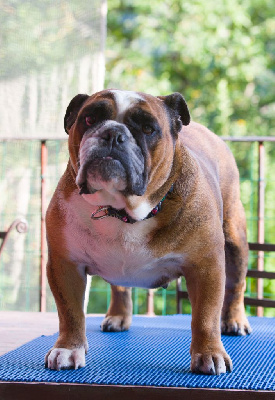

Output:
xmin=64 ymin=89 xmax=190 ymax=219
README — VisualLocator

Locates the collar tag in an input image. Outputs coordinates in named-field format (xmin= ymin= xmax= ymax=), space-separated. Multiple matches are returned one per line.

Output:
xmin=91 ymin=206 xmax=109 ymax=220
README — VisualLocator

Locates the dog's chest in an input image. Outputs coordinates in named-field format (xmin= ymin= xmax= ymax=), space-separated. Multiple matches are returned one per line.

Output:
xmin=65 ymin=208 xmax=184 ymax=288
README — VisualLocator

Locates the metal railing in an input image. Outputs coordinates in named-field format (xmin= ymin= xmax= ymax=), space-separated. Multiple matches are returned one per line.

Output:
xmin=177 ymin=136 xmax=275 ymax=317
xmin=223 ymin=136 xmax=275 ymax=316
xmin=0 ymin=136 xmax=274 ymax=314
xmin=0 ymin=219 xmax=28 ymax=257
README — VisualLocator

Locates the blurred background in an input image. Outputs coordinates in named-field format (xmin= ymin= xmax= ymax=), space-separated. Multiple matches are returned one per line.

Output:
xmin=0 ymin=0 xmax=274 ymax=316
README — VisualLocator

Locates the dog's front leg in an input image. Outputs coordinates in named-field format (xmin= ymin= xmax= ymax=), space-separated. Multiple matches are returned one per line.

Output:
xmin=45 ymin=257 xmax=88 ymax=370
xmin=101 ymin=285 xmax=132 ymax=332
xmin=185 ymin=253 xmax=233 ymax=375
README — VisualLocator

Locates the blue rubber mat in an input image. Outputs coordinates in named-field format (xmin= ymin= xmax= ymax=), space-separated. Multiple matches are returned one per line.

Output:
xmin=0 ymin=315 xmax=274 ymax=391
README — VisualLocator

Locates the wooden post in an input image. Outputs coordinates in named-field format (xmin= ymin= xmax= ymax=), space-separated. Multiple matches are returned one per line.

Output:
xmin=40 ymin=140 xmax=47 ymax=312
xmin=257 ymin=142 xmax=265 ymax=317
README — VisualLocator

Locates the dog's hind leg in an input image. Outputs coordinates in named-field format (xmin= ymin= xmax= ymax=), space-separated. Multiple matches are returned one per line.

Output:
xmin=101 ymin=285 xmax=132 ymax=332
xmin=222 ymin=201 xmax=252 ymax=335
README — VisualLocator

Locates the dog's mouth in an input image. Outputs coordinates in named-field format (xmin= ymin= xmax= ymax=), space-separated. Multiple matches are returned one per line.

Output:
xmin=76 ymin=155 xmax=128 ymax=195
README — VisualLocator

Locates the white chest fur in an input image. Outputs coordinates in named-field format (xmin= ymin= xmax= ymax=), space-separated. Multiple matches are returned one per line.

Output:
xmin=62 ymin=193 xmax=184 ymax=289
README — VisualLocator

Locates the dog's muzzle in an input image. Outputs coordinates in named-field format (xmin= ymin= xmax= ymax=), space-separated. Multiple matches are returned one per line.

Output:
xmin=76 ymin=122 xmax=147 ymax=196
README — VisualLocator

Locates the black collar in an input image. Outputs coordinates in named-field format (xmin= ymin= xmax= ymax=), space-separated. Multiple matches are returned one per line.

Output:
xmin=91 ymin=185 xmax=174 ymax=224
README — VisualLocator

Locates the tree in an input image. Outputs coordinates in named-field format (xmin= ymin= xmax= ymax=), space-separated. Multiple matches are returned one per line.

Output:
xmin=106 ymin=0 xmax=274 ymax=137
xmin=105 ymin=0 xmax=275 ymax=316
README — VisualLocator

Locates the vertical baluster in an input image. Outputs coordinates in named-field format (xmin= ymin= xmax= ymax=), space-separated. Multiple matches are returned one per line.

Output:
xmin=40 ymin=140 xmax=47 ymax=312
xmin=257 ymin=141 xmax=265 ymax=317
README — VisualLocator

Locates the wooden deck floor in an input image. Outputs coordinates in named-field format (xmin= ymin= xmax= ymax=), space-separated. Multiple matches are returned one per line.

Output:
xmin=0 ymin=311 xmax=59 ymax=356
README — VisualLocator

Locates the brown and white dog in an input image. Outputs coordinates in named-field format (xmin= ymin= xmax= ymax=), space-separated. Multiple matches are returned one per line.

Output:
xmin=45 ymin=89 xmax=251 ymax=375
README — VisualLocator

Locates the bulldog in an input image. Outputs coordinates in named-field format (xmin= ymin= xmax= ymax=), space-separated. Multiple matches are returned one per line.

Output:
xmin=45 ymin=89 xmax=251 ymax=375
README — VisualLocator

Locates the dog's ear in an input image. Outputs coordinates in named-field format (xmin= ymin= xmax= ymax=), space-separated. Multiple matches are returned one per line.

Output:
xmin=64 ymin=94 xmax=89 ymax=134
xmin=158 ymin=92 xmax=190 ymax=132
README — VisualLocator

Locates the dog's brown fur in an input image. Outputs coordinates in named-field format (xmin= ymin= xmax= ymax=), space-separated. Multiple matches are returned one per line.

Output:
xmin=45 ymin=90 xmax=251 ymax=374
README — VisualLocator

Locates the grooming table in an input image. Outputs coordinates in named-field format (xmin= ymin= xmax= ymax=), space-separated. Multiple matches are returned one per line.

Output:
xmin=0 ymin=315 xmax=274 ymax=399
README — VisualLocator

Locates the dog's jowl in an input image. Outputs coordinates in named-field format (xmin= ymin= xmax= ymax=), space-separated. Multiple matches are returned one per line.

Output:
xmin=45 ymin=89 xmax=251 ymax=374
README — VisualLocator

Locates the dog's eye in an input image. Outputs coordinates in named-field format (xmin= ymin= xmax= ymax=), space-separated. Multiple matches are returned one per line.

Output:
xmin=85 ymin=116 xmax=97 ymax=126
xmin=142 ymin=125 xmax=154 ymax=135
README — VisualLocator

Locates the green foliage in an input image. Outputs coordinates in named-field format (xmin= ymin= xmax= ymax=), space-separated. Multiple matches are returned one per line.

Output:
xmin=106 ymin=0 xmax=275 ymax=136
xmin=105 ymin=0 xmax=275 ymax=317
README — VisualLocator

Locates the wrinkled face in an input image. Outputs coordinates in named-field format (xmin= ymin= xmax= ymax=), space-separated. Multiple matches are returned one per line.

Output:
xmin=65 ymin=89 xmax=190 ymax=212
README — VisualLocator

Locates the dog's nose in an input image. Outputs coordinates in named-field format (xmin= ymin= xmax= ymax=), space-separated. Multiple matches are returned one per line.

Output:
xmin=100 ymin=129 xmax=127 ymax=146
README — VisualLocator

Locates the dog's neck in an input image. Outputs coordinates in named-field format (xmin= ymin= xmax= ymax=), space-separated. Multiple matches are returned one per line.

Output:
xmin=90 ymin=185 xmax=174 ymax=224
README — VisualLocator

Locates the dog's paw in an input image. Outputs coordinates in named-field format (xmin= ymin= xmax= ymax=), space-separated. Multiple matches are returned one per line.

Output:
xmin=191 ymin=351 xmax=233 ymax=375
xmin=101 ymin=315 xmax=132 ymax=332
xmin=221 ymin=317 xmax=252 ymax=336
xmin=45 ymin=347 xmax=86 ymax=371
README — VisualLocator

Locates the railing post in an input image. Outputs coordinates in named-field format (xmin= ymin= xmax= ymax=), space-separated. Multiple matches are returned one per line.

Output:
xmin=176 ymin=278 xmax=182 ymax=314
xmin=147 ymin=289 xmax=155 ymax=316
xmin=40 ymin=140 xmax=47 ymax=312
xmin=257 ymin=141 xmax=265 ymax=317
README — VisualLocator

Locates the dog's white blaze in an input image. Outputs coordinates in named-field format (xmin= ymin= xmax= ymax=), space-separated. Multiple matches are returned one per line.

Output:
xmin=126 ymin=200 xmax=152 ymax=221
xmin=110 ymin=90 xmax=144 ymax=119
